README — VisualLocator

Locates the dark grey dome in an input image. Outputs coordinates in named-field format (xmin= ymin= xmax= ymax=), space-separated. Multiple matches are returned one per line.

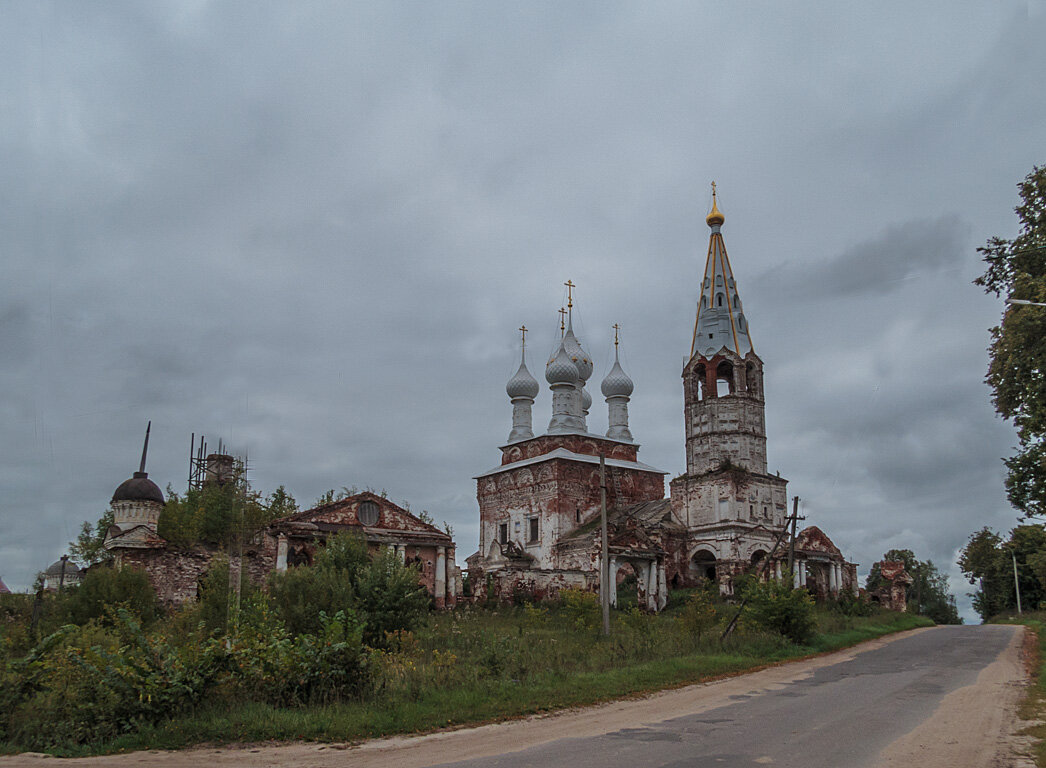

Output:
xmin=112 ymin=472 xmax=165 ymax=504
xmin=44 ymin=559 xmax=80 ymax=576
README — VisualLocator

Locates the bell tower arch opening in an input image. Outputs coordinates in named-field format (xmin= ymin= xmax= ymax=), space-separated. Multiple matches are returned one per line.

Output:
xmin=715 ymin=360 xmax=735 ymax=397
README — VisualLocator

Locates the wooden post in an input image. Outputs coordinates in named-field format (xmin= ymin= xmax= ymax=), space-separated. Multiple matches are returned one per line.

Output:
xmin=1012 ymin=550 xmax=1023 ymax=615
xmin=600 ymin=453 xmax=610 ymax=636
xmin=788 ymin=496 xmax=799 ymax=577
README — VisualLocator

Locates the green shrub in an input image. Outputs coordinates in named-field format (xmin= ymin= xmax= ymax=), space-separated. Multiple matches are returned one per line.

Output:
xmin=268 ymin=534 xmax=428 ymax=646
xmin=54 ymin=566 xmax=160 ymax=628
xmin=353 ymin=548 xmax=430 ymax=647
xmin=737 ymin=577 xmax=817 ymax=645
xmin=268 ymin=561 xmax=357 ymax=636
xmin=221 ymin=596 xmax=370 ymax=706
xmin=677 ymin=588 xmax=719 ymax=639
xmin=2 ymin=611 xmax=217 ymax=750
xmin=833 ymin=587 xmax=874 ymax=617
xmin=559 ymin=588 xmax=599 ymax=631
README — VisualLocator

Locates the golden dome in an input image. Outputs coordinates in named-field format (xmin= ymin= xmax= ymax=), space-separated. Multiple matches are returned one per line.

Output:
xmin=706 ymin=181 xmax=724 ymax=227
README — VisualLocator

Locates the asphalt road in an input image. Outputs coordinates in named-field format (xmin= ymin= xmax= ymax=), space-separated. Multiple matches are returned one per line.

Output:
xmin=431 ymin=625 xmax=1022 ymax=768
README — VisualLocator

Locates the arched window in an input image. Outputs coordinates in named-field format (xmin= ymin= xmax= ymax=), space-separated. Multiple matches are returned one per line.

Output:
xmin=716 ymin=360 xmax=734 ymax=396
xmin=733 ymin=295 xmax=739 ymax=308
xmin=717 ymin=293 xmax=724 ymax=307
xmin=694 ymin=364 xmax=706 ymax=400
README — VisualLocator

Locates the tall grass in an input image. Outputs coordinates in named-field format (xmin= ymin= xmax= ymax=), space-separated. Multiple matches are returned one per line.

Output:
xmin=35 ymin=594 xmax=933 ymax=757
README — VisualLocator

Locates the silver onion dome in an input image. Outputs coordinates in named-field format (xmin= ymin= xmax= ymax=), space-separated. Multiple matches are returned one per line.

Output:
xmin=546 ymin=340 xmax=580 ymax=385
xmin=506 ymin=355 xmax=539 ymax=400
xmin=581 ymin=385 xmax=593 ymax=411
xmin=601 ymin=356 xmax=634 ymax=398
xmin=563 ymin=325 xmax=593 ymax=382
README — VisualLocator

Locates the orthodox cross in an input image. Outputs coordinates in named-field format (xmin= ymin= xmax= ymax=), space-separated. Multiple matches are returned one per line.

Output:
xmin=558 ymin=307 xmax=567 ymax=336
xmin=613 ymin=323 xmax=620 ymax=348
xmin=711 ymin=180 xmax=717 ymax=201
xmin=519 ymin=324 xmax=528 ymax=349
xmin=564 ymin=279 xmax=575 ymax=310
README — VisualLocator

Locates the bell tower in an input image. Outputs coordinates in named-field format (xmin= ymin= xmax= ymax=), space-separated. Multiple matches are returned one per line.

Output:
xmin=683 ymin=183 xmax=767 ymax=475
xmin=670 ymin=184 xmax=788 ymax=589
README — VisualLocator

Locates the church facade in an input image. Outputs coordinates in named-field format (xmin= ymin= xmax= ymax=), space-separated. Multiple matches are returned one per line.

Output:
xmin=466 ymin=188 xmax=857 ymax=607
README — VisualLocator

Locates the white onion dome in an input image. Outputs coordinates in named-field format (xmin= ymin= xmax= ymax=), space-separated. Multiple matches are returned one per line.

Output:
xmin=581 ymin=385 xmax=593 ymax=411
xmin=506 ymin=357 xmax=539 ymax=400
xmin=546 ymin=341 xmax=580 ymax=385
xmin=563 ymin=326 xmax=593 ymax=382
xmin=601 ymin=356 xmax=634 ymax=398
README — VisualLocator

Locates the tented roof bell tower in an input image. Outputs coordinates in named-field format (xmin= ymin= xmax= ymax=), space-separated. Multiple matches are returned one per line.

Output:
xmin=691 ymin=182 xmax=754 ymax=360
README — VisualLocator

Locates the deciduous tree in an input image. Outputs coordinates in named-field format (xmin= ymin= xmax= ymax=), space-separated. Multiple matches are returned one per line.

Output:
xmin=976 ymin=165 xmax=1046 ymax=514
xmin=958 ymin=525 xmax=1046 ymax=620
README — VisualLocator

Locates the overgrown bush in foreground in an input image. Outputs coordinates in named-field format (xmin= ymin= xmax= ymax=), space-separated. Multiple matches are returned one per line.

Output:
xmin=0 ymin=603 xmax=371 ymax=751
xmin=267 ymin=533 xmax=429 ymax=646
xmin=737 ymin=576 xmax=817 ymax=645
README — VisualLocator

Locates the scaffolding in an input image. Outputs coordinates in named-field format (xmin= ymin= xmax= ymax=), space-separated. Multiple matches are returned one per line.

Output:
xmin=188 ymin=433 xmax=248 ymax=490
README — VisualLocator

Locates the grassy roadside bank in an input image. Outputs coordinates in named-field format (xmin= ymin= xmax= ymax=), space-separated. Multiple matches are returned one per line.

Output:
xmin=6 ymin=605 xmax=930 ymax=758
xmin=993 ymin=611 xmax=1046 ymax=766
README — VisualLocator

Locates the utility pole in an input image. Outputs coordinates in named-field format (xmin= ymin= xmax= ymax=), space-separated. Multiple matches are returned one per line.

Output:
xmin=1012 ymin=549 xmax=1023 ymax=615
xmin=600 ymin=453 xmax=610 ymax=636
xmin=787 ymin=496 xmax=799 ymax=577
xmin=721 ymin=496 xmax=802 ymax=641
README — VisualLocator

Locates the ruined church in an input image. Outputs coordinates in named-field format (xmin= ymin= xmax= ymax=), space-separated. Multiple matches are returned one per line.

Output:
xmin=466 ymin=189 xmax=857 ymax=607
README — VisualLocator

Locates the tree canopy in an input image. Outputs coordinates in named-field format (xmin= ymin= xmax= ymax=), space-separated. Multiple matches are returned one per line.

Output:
xmin=975 ymin=165 xmax=1046 ymax=515
xmin=958 ymin=524 xmax=1046 ymax=620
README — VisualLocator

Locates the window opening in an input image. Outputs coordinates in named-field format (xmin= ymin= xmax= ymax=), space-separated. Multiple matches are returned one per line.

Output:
xmin=358 ymin=500 xmax=379 ymax=526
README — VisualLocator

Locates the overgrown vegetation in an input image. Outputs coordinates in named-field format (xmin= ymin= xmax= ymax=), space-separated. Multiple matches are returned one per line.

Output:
xmin=67 ymin=471 xmax=302 ymax=572
xmin=867 ymin=548 xmax=961 ymax=625
xmin=0 ymin=572 xmax=931 ymax=757
xmin=158 ymin=469 xmax=294 ymax=549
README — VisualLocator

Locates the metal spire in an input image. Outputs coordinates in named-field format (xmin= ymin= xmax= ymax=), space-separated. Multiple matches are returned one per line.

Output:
xmin=138 ymin=421 xmax=151 ymax=474
xmin=690 ymin=183 xmax=751 ymax=359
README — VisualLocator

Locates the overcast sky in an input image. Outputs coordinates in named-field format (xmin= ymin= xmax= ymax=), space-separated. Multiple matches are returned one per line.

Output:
xmin=3 ymin=2 xmax=1044 ymax=621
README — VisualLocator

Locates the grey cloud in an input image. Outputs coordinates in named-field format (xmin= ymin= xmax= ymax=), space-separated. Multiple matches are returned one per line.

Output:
xmin=756 ymin=217 xmax=971 ymax=301
xmin=1 ymin=4 xmax=1040 ymax=627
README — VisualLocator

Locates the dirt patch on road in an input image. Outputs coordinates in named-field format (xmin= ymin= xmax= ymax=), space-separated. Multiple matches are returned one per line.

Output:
xmin=875 ymin=625 xmax=1032 ymax=768
xmin=0 ymin=628 xmax=934 ymax=768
